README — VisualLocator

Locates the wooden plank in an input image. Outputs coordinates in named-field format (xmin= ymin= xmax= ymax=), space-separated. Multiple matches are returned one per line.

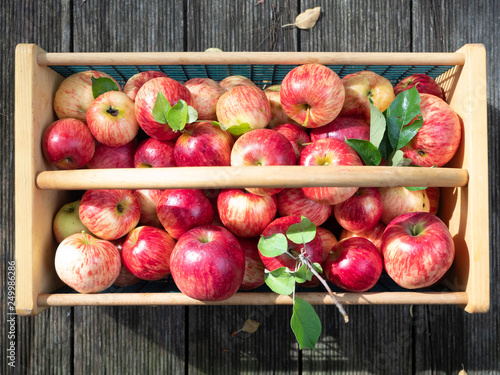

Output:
xmin=184 ymin=1 xmax=300 ymax=373
xmin=73 ymin=306 xmax=186 ymax=375
xmin=412 ymin=0 xmax=499 ymax=373
xmin=2 ymin=1 xmax=74 ymax=374
xmin=298 ymin=1 xmax=415 ymax=373
xmin=70 ymin=2 xmax=188 ymax=375
xmin=185 ymin=0 xmax=298 ymax=52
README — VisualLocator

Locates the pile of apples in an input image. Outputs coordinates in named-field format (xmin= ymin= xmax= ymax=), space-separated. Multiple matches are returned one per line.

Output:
xmin=46 ymin=64 xmax=459 ymax=301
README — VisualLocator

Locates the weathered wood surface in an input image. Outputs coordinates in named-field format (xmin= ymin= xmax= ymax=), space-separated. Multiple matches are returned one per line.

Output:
xmin=1 ymin=0 xmax=498 ymax=374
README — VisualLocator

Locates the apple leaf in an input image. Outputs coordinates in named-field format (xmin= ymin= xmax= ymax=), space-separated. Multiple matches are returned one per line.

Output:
xmin=152 ymin=91 xmax=171 ymax=124
xmin=345 ymin=139 xmax=382 ymax=166
xmin=385 ymin=87 xmax=422 ymax=150
xmin=226 ymin=123 xmax=252 ymax=136
xmin=396 ymin=116 xmax=424 ymax=150
xmin=312 ymin=262 xmax=323 ymax=274
xmin=286 ymin=216 xmax=316 ymax=245
xmin=241 ymin=319 xmax=260 ymax=333
xmin=187 ymin=105 xmax=199 ymax=124
xmin=167 ymin=99 xmax=189 ymax=131
xmin=291 ymin=297 xmax=322 ymax=350
xmin=264 ymin=267 xmax=296 ymax=295
xmin=258 ymin=233 xmax=288 ymax=257
xmin=292 ymin=264 xmax=310 ymax=283
xmin=405 ymin=186 xmax=428 ymax=191
xmin=388 ymin=149 xmax=412 ymax=167
xmin=91 ymin=77 xmax=119 ymax=99
xmin=369 ymin=102 xmax=386 ymax=149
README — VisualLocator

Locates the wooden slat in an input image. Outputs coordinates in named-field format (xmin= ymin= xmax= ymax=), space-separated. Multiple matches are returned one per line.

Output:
xmin=35 ymin=166 xmax=469 ymax=190
xmin=412 ymin=0 xmax=498 ymax=373
xmin=37 ymin=291 xmax=469 ymax=307
xmin=38 ymin=50 xmax=466 ymax=66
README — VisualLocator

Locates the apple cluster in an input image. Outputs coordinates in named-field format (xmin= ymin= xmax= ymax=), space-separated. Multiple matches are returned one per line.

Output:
xmin=47 ymin=65 xmax=458 ymax=299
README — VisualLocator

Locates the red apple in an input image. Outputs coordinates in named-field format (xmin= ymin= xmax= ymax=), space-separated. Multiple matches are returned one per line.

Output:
xmin=258 ymin=216 xmax=324 ymax=272
xmin=135 ymin=189 xmax=164 ymax=228
xmin=340 ymin=221 xmax=386 ymax=253
xmin=174 ymin=122 xmax=234 ymax=166
xmin=156 ymin=189 xmax=215 ymax=239
xmin=264 ymin=84 xmax=298 ymax=128
xmin=86 ymin=91 xmax=139 ymax=147
xmin=381 ymin=212 xmax=455 ymax=289
xmin=316 ymin=226 xmax=339 ymax=261
xmin=426 ymin=187 xmax=441 ymax=215
xmin=54 ymin=232 xmax=121 ymax=293
xmin=111 ymin=236 xmax=141 ymax=287
xmin=274 ymin=123 xmax=310 ymax=162
xmin=280 ymin=63 xmax=345 ymax=128
xmin=379 ymin=187 xmax=430 ymax=225
xmin=123 ymin=71 xmax=169 ymax=101
xmin=219 ymin=75 xmax=257 ymax=90
xmin=394 ymin=73 xmax=445 ymax=101
xmin=135 ymin=76 xmax=193 ymax=140
xmin=276 ymin=188 xmax=333 ymax=227
xmin=238 ymin=237 xmax=266 ymax=290
xmin=134 ymin=137 xmax=176 ymax=168
xmin=87 ymin=139 xmax=137 ymax=169
xmin=310 ymin=117 xmax=370 ymax=143
xmin=121 ymin=226 xmax=176 ymax=281
xmin=217 ymin=189 xmax=277 ymax=237
xmin=53 ymin=70 xmax=121 ymax=123
xmin=339 ymin=71 xmax=395 ymax=124
xmin=401 ymin=93 xmax=461 ymax=167
xmin=231 ymin=128 xmax=296 ymax=196
xmin=170 ymin=225 xmax=245 ymax=301
xmin=324 ymin=237 xmax=383 ymax=292
xmin=216 ymin=85 xmax=271 ymax=133
xmin=300 ymin=138 xmax=362 ymax=205
xmin=42 ymin=118 xmax=95 ymax=170
xmin=53 ymin=199 xmax=93 ymax=243
xmin=333 ymin=187 xmax=383 ymax=233
xmin=184 ymin=78 xmax=226 ymax=120
xmin=79 ymin=189 xmax=141 ymax=240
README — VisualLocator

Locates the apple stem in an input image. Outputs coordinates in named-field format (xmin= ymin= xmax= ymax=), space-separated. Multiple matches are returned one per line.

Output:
xmin=304 ymin=258 xmax=349 ymax=323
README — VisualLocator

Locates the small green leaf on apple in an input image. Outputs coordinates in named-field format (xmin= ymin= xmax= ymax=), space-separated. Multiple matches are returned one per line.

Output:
xmin=292 ymin=263 xmax=311 ymax=283
xmin=91 ymin=77 xmax=119 ymax=99
xmin=226 ymin=123 xmax=252 ymax=136
xmin=369 ymin=102 xmax=386 ymax=149
xmin=264 ymin=267 xmax=296 ymax=295
xmin=167 ymin=99 xmax=190 ymax=131
xmin=258 ymin=233 xmax=288 ymax=257
xmin=286 ymin=216 xmax=316 ymax=245
xmin=152 ymin=91 xmax=171 ymax=124
xmin=345 ymin=138 xmax=382 ymax=166
xmin=291 ymin=297 xmax=322 ymax=350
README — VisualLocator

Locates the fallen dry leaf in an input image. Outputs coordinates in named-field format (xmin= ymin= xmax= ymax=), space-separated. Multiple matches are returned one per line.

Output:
xmin=282 ymin=6 xmax=321 ymax=30
xmin=231 ymin=319 xmax=260 ymax=337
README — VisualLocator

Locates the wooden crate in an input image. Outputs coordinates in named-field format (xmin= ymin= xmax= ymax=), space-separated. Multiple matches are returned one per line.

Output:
xmin=15 ymin=43 xmax=489 ymax=316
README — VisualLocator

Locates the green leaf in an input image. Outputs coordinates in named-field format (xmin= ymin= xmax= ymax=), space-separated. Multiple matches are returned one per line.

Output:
xmin=258 ymin=233 xmax=288 ymax=257
xmin=396 ymin=117 xmax=423 ymax=150
xmin=264 ymin=268 xmax=296 ymax=295
xmin=293 ymin=264 xmax=309 ymax=284
xmin=187 ymin=105 xmax=199 ymax=123
xmin=91 ymin=77 xmax=119 ymax=99
xmin=377 ymin=130 xmax=393 ymax=161
xmin=286 ymin=216 xmax=316 ymax=245
xmin=388 ymin=149 xmax=412 ymax=167
xmin=405 ymin=186 xmax=428 ymax=191
xmin=312 ymin=262 xmax=323 ymax=274
xmin=225 ymin=123 xmax=252 ymax=136
xmin=291 ymin=297 xmax=322 ymax=350
xmin=167 ymin=99 xmax=189 ymax=131
xmin=345 ymin=139 xmax=382 ymax=166
xmin=152 ymin=91 xmax=171 ymax=124
xmin=385 ymin=87 xmax=422 ymax=151
xmin=369 ymin=102 xmax=386 ymax=148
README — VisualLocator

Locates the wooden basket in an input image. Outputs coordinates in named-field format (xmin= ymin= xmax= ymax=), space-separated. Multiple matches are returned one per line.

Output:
xmin=14 ymin=43 xmax=489 ymax=316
